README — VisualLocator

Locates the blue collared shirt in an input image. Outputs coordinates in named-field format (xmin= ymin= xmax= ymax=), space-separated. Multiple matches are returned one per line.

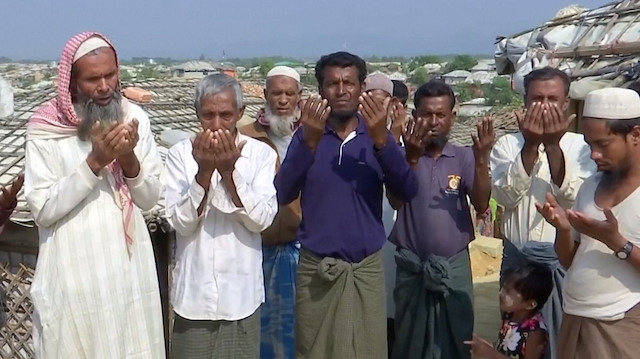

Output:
xmin=275 ymin=115 xmax=418 ymax=263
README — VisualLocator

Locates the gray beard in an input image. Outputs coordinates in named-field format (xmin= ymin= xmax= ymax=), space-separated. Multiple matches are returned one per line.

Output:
xmin=266 ymin=107 xmax=299 ymax=137
xmin=426 ymin=135 xmax=449 ymax=150
xmin=74 ymin=91 xmax=124 ymax=141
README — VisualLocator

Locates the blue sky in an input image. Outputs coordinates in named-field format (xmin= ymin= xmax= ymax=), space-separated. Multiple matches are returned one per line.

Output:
xmin=0 ymin=0 xmax=606 ymax=60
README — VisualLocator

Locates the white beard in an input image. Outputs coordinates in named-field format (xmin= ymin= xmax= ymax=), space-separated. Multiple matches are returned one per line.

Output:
xmin=266 ymin=107 xmax=300 ymax=138
xmin=74 ymin=90 xmax=124 ymax=141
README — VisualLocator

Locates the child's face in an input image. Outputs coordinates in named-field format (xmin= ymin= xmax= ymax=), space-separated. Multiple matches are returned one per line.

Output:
xmin=499 ymin=284 xmax=536 ymax=314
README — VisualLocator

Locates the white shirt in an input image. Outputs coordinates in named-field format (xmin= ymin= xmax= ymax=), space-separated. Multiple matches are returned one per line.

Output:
xmin=564 ymin=173 xmax=640 ymax=320
xmin=164 ymin=134 xmax=278 ymax=321
xmin=490 ymin=132 xmax=596 ymax=248
xmin=268 ymin=132 xmax=292 ymax=164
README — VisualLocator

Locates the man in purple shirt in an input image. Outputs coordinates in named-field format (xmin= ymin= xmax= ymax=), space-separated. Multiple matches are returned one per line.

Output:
xmin=388 ymin=81 xmax=493 ymax=359
xmin=0 ymin=173 xmax=23 ymax=234
xmin=275 ymin=52 xmax=418 ymax=359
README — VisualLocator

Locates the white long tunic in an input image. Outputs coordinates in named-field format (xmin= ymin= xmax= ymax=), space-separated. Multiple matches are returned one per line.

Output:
xmin=24 ymin=104 xmax=166 ymax=359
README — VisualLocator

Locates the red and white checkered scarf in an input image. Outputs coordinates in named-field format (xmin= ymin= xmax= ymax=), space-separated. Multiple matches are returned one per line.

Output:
xmin=27 ymin=32 xmax=136 ymax=256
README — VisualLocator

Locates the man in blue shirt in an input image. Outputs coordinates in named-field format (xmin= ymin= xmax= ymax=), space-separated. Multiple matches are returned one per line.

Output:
xmin=275 ymin=52 xmax=418 ymax=359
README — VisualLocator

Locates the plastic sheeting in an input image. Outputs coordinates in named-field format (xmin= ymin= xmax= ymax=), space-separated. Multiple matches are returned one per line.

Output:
xmin=495 ymin=1 xmax=640 ymax=98
xmin=0 ymin=77 xmax=13 ymax=119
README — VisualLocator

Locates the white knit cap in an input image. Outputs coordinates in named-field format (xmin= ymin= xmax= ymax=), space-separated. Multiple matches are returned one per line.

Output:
xmin=73 ymin=36 xmax=110 ymax=63
xmin=583 ymin=87 xmax=640 ymax=120
xmin=267 ymin=66 xmax=300 ymax=82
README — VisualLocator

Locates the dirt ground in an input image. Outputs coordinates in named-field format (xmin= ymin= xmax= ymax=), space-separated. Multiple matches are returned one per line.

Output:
xmin=469 ymin=239 xmax=503 ymax=341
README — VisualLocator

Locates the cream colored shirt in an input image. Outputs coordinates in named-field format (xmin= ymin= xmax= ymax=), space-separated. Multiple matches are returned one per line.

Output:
xmin=164 ymin=134 xmax=278 ymax=321
xmin=564 ymin=173 xmax=640 ymax=320
xmin=490 ymin=132 xmax=596 ymax=248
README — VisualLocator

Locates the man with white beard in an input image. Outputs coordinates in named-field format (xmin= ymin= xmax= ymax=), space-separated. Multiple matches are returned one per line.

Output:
xmin=24 ymin=32 xmax=165 ymax=358
xmin=239 ymin=65 xmax=302 ymax=359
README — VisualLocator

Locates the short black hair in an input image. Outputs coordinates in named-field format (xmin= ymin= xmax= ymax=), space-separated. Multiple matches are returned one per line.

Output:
xmin=413 ymin=80 xmax=455 ymax=111
xmin=524 ymin=67 xmax=571 ymax=97
xmin=315 ymin=51 xmax=367 ymax=89
xmin=392 ymin=80 xmax=409 ymax=105
xmin=606 ymin=118 xmax=640 ymax=136
xmin=627 ymin=81 xmax=640 ymax=96
xmin=502 ymin=261 xmax=553 ymax=312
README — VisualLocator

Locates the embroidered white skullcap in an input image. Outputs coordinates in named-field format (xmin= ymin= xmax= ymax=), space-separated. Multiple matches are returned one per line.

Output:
xmin=73 ymin=36 xmax=111 ymax=63
xmin=583 ymin=87 xmax=640 ymax=120
xmin=267 ymin=66 xmax=300 ymax=83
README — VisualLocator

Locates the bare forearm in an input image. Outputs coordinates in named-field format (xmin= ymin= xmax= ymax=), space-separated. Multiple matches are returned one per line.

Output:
xmin=625 ymin=245 xmax=640 ymax=273
xmin=627 ymin=245 xmax=640 ymax=272
xmin=608 ymin=234 xmax=640 ymax=273
xmin=545 ymin=145 xmax=566 ymax=188
xmin=86 ymin=153 xmax=106 ymax=176
xmin=520 ymin=142 xmax=539 ymax=175
xmin=471 ymin=161 xmax=491 ymax=213
xmin=221 ymin=172 xmax=243 ymax=208
xmin=391 ymin=126 xmax=403 ymax=143
xmin=119 ymin=153 xmax=141 ymax=178
xmin=555 ymin=228 xmax=578 ymax=269
xmin=195 ymin=170 xmax=213 ymax=216
xmin=0 ymin=206 xmax=14 ymax=227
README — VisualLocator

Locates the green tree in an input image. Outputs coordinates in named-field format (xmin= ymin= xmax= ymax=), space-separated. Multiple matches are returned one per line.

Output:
xmin=259 ymin=59 xmax=276 ymax=76
xmin=407 ymin=55 xmax=443 ymax=72
xmin=483 ymin=76 xmax=523 ymax=108
xmin=410 ymin=67 xmax=429 ymax=85
xmin=457 ymin=82 xmax=482 ymax=103
xmin=138 ymin=66 xmax=161 ymax=79
xmin=19 ymin=77 xmax=36 ymax=88
xmin=414 ymin=55 xmax=443 ymax=64
xmin=120 ymin=69 xmax=133 ymax=82
xmin=445 ymin=55 xmax=478 ymax=72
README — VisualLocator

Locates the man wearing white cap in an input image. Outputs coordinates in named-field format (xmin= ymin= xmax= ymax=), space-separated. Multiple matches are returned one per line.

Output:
xmin=490 ymin=67 xmax=596 ymax=359
xmin=239 ymin=65 xmax=302 ymax=359
xmin=24 ymin=32 xmax=165 ymax=358
xmin=537 ymin=87 xmax=640 ymax=358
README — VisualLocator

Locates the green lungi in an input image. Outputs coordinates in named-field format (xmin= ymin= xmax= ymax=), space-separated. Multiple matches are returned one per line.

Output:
xmin=170 ymin=307 xmax=260 ymax=359
xmin=296 ymin=249 xmax=387 ymax=359
xmin=393 ymin=248 xmax=474 ymax=359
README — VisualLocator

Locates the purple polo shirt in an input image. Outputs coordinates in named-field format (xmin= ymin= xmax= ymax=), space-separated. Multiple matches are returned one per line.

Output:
xmin=275 ymin=115 xmax=418 ymax=263
xmin=390 ymin=143 xmax=476 ymax=260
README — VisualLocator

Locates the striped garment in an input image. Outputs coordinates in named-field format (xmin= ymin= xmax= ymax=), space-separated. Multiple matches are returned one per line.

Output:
xmin=260 ymin=242 xmax=300 ymax=359
xmin=27 ymin=31 xmax=136 ymax=256
xmin=24 ymin=32 xmax=165 ymax=358
xmin=171 ymin=308 xmax=261 ymax=359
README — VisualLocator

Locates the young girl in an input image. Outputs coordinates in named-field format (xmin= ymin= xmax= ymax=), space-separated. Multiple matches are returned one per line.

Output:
xmin=465 ymin=261 xmax=553 ymax=359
